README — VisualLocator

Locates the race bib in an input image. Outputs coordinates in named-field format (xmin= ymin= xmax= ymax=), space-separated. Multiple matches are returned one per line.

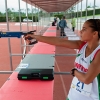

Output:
xmin=71 ymin=77 xmax=92 ymax=97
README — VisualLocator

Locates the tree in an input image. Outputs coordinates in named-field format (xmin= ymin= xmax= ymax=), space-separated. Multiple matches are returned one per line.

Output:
xmin=68 ymin=6 xmax=76 ymax=13
xmin=39 ymin=10 xmax=43 ymax=16
xmin=32 ymin=8 xmax=36 ymax=13
xmin=92 ymin=5 xmax=98 ymax=8
xmin=87 ymin=6 xmax=91 ymax=8
xmin=11 ymin=8 xmax=15 ymax=12
xmin=7 ymin=8 xmax=12 ymax=13
xmin=0 ymin=12 xmax=2 ymax=16
xmin=11 ymin=8 xmax=15 ymax=20
xmin=27 ymin=8 xmax=31 ymax=13
xmin=7 ymin=8 xmax=12 ymax=19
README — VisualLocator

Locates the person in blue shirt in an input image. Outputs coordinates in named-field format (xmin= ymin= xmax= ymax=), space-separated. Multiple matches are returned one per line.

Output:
xmin=59 ymin=16 xmax=68 ymax=36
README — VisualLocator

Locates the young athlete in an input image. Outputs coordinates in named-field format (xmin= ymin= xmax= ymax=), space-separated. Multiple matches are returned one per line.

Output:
xmin=24 ymin=19 xmax=100 ymax=100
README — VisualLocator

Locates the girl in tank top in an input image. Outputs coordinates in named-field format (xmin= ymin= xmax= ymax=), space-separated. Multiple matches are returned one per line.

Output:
xmin=24 ymin=19 xmax=100 ymax=100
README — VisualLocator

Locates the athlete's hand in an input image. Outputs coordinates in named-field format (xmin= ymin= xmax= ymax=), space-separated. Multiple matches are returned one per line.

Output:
xmin=23 ymin=32 xmax=33 ymax=44
xmin=23 ymin=32 xmax=38 ymax=45
xmin=70 ymin=68 xmax=77 ymax=76
xmin=24 ymin=33 xmax=34 ymax=40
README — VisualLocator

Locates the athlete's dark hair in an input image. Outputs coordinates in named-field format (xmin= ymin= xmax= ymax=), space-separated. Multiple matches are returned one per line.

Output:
xmin=86 ymin=19 xmax=100 ymax=39
xmin=62 ymin=16 xmax=65 ymax=19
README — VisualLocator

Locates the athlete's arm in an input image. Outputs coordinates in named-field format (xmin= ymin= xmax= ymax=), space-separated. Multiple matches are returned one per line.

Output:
xmin=74 ymin=51 xmax=100 ymax=84
xmin=25 ymin=34 xmax=83 ymax=49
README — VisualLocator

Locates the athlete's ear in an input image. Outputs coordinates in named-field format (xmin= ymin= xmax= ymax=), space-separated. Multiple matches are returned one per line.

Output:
xmin=93 ymin=31 xmax=98 ymax=38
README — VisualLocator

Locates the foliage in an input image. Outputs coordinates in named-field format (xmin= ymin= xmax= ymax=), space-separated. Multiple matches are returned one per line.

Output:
xmin=0 ymin=16 xmax=38 ymax=22
xmin=0 ymin=16 xmax=12 ymax=22
xmin=54 ymin=14 xmax=63 ymax=20
xmin=66 ymin=8 xmax=100 ymax=18
xmin=15 ymin=16 xmax=38 ymax=22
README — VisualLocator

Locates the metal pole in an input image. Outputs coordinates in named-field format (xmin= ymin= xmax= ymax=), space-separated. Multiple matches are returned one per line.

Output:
xmin=35 ymin=5 xmax=37 ymax=33
xmin=37 ymin=7 xmax=38 ymax=33
xmin=0 ymin=71 xmax=71 ymax=75
xmin=5 ymin=0 xmax=13 ymax=71
xmin=26 ymin=0 xmax=29 ymax=31
xmin=37 ymin=7 xmax=39 ymax=33
xmin=22 ymin=45 xmax=34 ymax=47
xmin=18 ymin=0 xmax=24 ymax=59
xmin=41 ymin=9 xmax=43 ymax=33
xmin=55 ymin=54 xmax=77 ymax=56
xmin=10 ymin=54 xmax=77 ymax=56
xmin=54 ymin=72 xmax=70 ymax=75
xmin=39 ymin=7 xmax=41 ymax=33
xmin=43 ymin=11 xmax=45 ymax=29
xmin=5 ymin=0 xmax=9 ymax=30
xmin=71 ymin=7 xmax=72 ymax=19
xmin=48 ymin=12 xmax=49 ymax=26
xmin=42 ymin=10 xmax=44 ymax=31
xmin=40 ymin=8 xmax=42 ymax=34
xmin=49 ymin=13 xmax=50 ymax=23
xmin=18 ymin=0 xmax=22 ymax=31
xmin=93 ymin=0 xmax=96 ymax=19
xmin=80 ymin=0 xmax=82 ymax=30
xmin=48 ymin=12 xmax=50 ymax=26
xmin=0 ymin=71 xmax=13 ymax=74
xmin=47 ymin=12 xmax=48 ymax=26
xmin=42 ymin=9 xmax=43 ymax=34
xmin=77 ymin=3 xmax=78 ymax=32
xmin=31 ymin=2 xmax=34 ymax=30
xmin=40 ymin=9 xmax=42 ymax=28
xmin=11 ymin=54 xmax=27 ymax=56
xmin=73 ymin=5 xmax=76 ymax=30
xmin=44 ymin=12 xmax=45 ymax=28
xmin=85 ymin=0 xmax=88 ymax=20
xmin=26 ymin=1 xmax=31 ymax=51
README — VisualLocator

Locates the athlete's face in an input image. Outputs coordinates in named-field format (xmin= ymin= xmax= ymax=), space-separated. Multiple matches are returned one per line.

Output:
xmin=80 ymin=22 xmax=95 ymax=42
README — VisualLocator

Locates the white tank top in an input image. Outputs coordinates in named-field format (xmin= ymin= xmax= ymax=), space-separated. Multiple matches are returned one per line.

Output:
xmin=68 ymin=43 xmax=100 ymax=100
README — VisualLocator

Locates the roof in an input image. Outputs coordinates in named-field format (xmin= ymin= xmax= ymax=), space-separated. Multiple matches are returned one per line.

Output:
xmin=22 ymin=0 xmax=80 ymax=12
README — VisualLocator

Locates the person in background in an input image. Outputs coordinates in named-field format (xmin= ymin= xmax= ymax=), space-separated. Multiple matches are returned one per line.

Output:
xmin=71 ymin=16 xmax=76 ymax=32
xmin=52 ymin=21 xmax=56 ymax=26
xmin=56 ymin=17 xmax=60 ymax=30
xmin=59 ymin=16 xmax=68 ymax=36
xmin=54 ymin=17 xmax=57 ymax=24
xmin=24 ymin=19 xmax=100 ymax=100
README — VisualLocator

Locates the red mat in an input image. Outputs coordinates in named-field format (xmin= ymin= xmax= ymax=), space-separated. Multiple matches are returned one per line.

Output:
xmin=0 ymin=72 xmax=53 ymax=100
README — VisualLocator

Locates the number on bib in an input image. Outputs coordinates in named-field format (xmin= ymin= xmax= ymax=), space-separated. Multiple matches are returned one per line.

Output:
xmin=76 ymin=81 xmax=84 ymax=89
xmin=71 ymin=77 xmax=92 ymax=97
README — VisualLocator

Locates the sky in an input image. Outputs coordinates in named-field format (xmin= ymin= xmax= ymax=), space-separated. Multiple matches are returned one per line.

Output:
xmin=0 ymin=0 xmax=100 ymax=13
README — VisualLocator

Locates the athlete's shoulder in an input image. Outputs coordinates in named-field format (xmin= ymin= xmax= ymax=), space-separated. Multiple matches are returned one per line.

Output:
xmin=78 ymin=41 xmax=87 ymax=51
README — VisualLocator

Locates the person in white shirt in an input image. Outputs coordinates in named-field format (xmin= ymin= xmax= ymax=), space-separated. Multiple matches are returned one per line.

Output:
xmin=24 ymin=19 xmax=100 ymax=100
xmin=56 ymin=17 xmax=60 ymax=30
